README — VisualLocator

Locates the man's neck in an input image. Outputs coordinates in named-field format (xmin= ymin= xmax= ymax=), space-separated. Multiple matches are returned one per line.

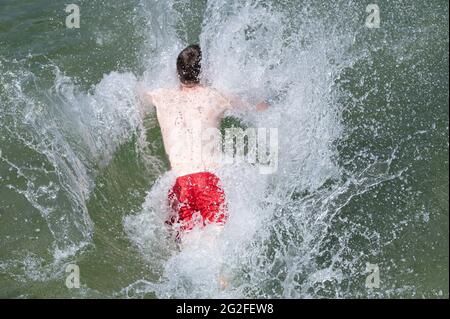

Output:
xmin=180 ymin=83 xmax=201 ymax=91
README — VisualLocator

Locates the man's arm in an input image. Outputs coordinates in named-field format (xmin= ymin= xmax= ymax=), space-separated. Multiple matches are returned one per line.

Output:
xmin=222 ymin=92 xmax=269 ymax=112
xmin=136 ymin=87 xmax=156 ymax=119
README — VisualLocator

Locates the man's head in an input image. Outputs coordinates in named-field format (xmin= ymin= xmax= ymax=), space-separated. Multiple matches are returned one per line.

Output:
xmin=177 ymin=44 xmax=202 ymax=85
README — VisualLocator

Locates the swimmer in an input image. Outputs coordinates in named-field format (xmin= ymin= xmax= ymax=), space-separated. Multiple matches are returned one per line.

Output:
xmin=138 ymin=44 xmax=268 ymax=241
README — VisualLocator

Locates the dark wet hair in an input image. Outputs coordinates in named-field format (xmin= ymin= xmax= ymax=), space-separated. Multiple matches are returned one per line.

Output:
xmin=176 ymin=44 xmax=202 ymax=85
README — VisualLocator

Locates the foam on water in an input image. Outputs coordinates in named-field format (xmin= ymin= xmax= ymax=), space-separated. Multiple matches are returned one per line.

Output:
xmin=0 ymin=57 xmax=143 ymax=282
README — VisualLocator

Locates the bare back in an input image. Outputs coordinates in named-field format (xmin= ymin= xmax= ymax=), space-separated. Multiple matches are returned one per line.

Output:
xmin=149 ymin=86 xmax=230 ymax=176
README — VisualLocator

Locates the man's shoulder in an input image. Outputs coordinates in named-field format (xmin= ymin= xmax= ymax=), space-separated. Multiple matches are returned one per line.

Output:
xmin=151 ymin=87 xmax=172 ymax=97
xmin=204 ymin=87 xmax=228 ymax=101
xmin=149 ymin=87 xmax=177 ymax=104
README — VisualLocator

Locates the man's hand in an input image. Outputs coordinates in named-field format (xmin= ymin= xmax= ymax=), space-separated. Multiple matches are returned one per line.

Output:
xmin=224 ymin=92 xmax=270 ymax=112
xmin=256 ymin=101 xmax=269 ymax=111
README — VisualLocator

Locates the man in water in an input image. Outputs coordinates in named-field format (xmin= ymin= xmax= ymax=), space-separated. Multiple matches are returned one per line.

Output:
xmin=139 ymin=44 xmax=268 ymax=241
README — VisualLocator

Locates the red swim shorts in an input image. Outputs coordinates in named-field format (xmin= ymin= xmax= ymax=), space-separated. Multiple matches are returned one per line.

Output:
xmin=167 ymin=172 xmax=228 ymax=233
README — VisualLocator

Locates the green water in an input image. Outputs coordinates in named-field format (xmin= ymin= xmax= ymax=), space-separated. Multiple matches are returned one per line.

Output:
xmin=0 ymin=0 xmax=448 ymax=298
